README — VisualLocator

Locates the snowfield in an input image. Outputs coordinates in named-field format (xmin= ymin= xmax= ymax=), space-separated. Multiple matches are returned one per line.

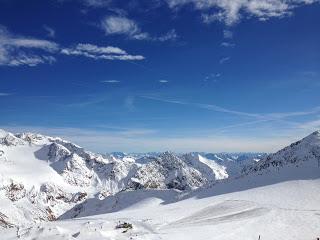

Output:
xmin=0 ymin=129 xmax=319 ymax=239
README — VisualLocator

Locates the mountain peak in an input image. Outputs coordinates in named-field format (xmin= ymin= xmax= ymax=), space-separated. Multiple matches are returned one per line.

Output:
xmin=303 ymin=130 xmax=320 ymax=142
xmin=0 ymin=129 xmax=9 ymax=138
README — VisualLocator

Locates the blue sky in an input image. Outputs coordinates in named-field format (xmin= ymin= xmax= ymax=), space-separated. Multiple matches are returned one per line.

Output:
xmin=0 ymin=0 xmax=320 ymax=153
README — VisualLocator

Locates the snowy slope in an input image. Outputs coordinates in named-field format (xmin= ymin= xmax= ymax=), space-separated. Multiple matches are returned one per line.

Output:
xmin=2 ymin=172 xmax=319 ymax=240
xmin=0 ymin=129 xmax=319 ymax=240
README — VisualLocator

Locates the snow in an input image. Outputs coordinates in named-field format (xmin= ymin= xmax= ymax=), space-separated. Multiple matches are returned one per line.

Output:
xmin=0 ymin=145 xmax=67 ymax=189
xmin=197 ymin=154 xmax=228 ymax=179
xmin=0 ymin=129 xmax=319 ymax=239
xmin=1 ymin=177 xmax=319 ymax=240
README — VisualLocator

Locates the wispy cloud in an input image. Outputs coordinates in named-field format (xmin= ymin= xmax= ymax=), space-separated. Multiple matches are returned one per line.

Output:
xmin=204 ymin=73 xmax=221 ymax=81
xmin=63 ymin=43 xmax=126 ymax=55
xmin=221 ymin=30 xmax=235 ymax=47
xmin=43 ymin=25 xmax=55 ymax=38
xmin=61 ymin=43 xmax=145 ymax=61
xmin=0 ymin=25 xmax=58 ymax=66
xmin=101 ymin=15 xmax=178 ymax=41
xmin=81 ymin=0 xmax=111 ymax=8
xmin=142 ymin=95 xmax=262 ymax=118
xmin=166 ymin=0 xmax=320 ymax=26
xmin=156 ymin=29 xmax=178 ymax=42
xmin=57 ymin=0 xmax=112 ymax=8
xmin=297 ymin=118 xmax=320 ymax=131
xmin=223 ymin=29 xmax=233 ymax=39
xmin=124 ymin=95 xmax=136 ymax=112
xmin=139 ymin=95 xmax=320 ymax=149
xmin=0 ymin=25 xmax=145 ymax=67
xmin=159 ymin=80 xmax=169 ymax=83
xmin=141 ymin=95 xmax=320 ymax=122
xmin=221 ymin=42 xmax=235 ymax=48
xmin=0 ymin=92 xmax=12 ymax=96
xmin=101 ymin=80 xmax=121 ymax=83
xmin=101 ymin=15 xmax=148 ymax=40
xmin=219 ymin=56 xmax=230 ymax=64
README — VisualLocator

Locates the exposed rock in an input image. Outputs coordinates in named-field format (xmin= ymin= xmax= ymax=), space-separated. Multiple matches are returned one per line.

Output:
xmin=0 ymin=212 xmax=14 ymax=228
xmin=5 ymin=181 xmax=26 ymax=201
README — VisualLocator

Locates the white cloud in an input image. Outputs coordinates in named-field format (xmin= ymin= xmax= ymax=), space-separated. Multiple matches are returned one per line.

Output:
xmin=166 ymin=0 xmax=320 ymax=25
xmin=296 ymin=118 xmax=320 ymax=131
xmin=0 ymin=25 xmax=145 ymax=66
xmin=221 ymin=42 xmax=235 ymax=47
xmin=65 ymin=43 xmax=126 ymax=55
xmin=101 ymin=16 xmax=149 ymax=39
xmin=43 ymin=25 xmax=56 ymax=38
xmin=81 ymin=0 xmax=111 ymax=7
xmin=157 ymin=29 xmax=178 ymax=41
xmin=0 ymin=25 xmax=58 ymax=67
xmin=159 ymin=80 xmax=169 ymax=83
xmin=219 ymin=56 xmax=230 ymax=64
xmin=101 ymin=80 xmax=120 ymax=83
xmin=204 ymin=73 xmax=221 ymax=81
xmin=101 ymin=16 xmax=178 ymax=41
xmin=142 ymin=96 xmax=320 ymax=123
xmin=223 ymin=29 xmax=233 ymax=38
xmin=57 ymin=0 xmax=111 ymax=8
xmin=6 ymin=55 xmax=56 ymax=67
xmin=61 ymin=43 xmax=145 ymax=61
xmin=142 ymin=95 xmax=262 ymax=118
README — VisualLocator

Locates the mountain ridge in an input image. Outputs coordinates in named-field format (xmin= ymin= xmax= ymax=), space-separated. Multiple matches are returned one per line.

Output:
xmin=0 ymin=128 xmax=319 ymax=229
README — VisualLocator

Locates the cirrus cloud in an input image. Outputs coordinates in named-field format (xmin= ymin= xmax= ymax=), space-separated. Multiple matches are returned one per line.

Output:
xmin=101 ymin=15 xmax=178 ymax=41
xmin=61 ymin=43 xmax=145 ymax=61
xmin=165 ymin=0 xmax=320 ymax=25
xmin=0 ymin=25 xmax=58 ymax=66
xmin=0 ymin=25 xmax=145 ymax=67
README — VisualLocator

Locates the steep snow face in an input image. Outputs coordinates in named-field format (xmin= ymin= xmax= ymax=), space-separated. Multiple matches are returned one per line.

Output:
xmin=0 ymin=130 xmax=93 ymax=225
xmin=245 ymin=131 xmax=320 ymax=175
xmin=182 ymin=153 xmax=228 ymax=180
xmin=0 ymin=143 xmax=67 ymax=189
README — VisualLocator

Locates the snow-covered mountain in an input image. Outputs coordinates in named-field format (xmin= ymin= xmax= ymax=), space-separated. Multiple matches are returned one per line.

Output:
xmin=0 ymin=128 xmax=319 ymax=240
xmin=0 ymin=129 xmax=235 ymax=226
xmin=107 ymin=151 xmax=265 ymax=178
xmin=243 ymin=130 xmax=320 ymax=177
xmin=48 ymin=131 xmax=320 ymax=239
